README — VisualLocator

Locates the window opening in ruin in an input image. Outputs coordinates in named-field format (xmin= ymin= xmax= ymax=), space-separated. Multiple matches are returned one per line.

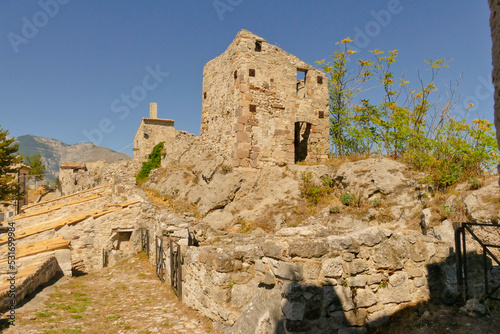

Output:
xmin=234 ymin=70 xmax=238 ymax=80
xmin=113 ymin=230 xmax=133 ymax=251
xmin=296 ymin=69 xmax=307 ymax=97
xmin=249 ymin=69 xmax=256 ymax=77
xmin=250 ymin=104 xmax=256 ymax=112
xmin=319 ymin=111 xmax=325 ymax=119
xmin=317 ymin=76 xmax=323 ymax=84
xmin=255 ymin=41 xmax=262 ymax=52
xmin=294 ymin=122 xmax=311 ymax=163
xmin=204 ymin=92 xmax=207 ymax=99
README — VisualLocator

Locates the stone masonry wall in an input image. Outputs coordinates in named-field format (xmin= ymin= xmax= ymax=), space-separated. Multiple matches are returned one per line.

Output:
xmin=145 ymin=219 xmax=455 ymax=333
xmin=490 ymin=0 xmax=500 ymax=152
xmin=201 ymin=30 xmax=330 ymax=168
xmin=134 ymin=119 xmax=176 ymax=161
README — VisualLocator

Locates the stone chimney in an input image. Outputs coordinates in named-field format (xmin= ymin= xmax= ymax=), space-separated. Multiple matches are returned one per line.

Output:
xmin=150 ymin=102 xmax=157 ymax=119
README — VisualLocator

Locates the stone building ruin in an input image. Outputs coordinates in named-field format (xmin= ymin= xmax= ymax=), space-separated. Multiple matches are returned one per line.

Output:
xmin=133 ymin=102 xmax=176 ymax=160
xmin=201 ymin=29 xmax=330 ymax=167
xmin=133 ymin=30 xmax=331 ymax=167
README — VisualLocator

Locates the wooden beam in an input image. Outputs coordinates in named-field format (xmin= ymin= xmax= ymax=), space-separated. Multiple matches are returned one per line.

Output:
xmin=0 ymin=236 xmax=70 ymax=263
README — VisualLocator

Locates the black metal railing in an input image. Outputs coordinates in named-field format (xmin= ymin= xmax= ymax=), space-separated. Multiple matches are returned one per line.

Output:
xmin=455 ymin=222 xmax=500 ymax=301
xmin=170 ymin=239 xmax=182 ymax=300
xmin=155 ymin=236 xmax=166 ymax=282
xmin=141 ymin=228 xmax=149 ymax=257
xmin=102 ymin=248 xmax=108 ymax=268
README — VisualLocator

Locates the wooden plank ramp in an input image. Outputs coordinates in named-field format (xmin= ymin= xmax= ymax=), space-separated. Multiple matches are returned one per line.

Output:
xmin=0 ymin=236 xmax=70 ymax=263
xmin=2 ymin=191 xmax=109 ymax=223
xmin=0 ymin=200 xmax=140 ymax=245
xmin=22 ymin=183 xmax=111 ymax=211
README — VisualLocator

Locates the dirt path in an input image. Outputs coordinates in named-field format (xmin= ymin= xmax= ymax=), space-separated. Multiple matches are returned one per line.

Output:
xmin=2 ymin=254 xmax=220 ymax=334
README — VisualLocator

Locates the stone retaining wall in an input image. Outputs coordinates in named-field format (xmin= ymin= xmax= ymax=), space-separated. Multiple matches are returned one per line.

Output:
xmin=146 ymin=221 xmax=456 ymax=333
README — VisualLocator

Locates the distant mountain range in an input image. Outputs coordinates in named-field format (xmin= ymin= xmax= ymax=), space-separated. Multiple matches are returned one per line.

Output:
xmin=14 ymin=135 xmax=131 ymax=183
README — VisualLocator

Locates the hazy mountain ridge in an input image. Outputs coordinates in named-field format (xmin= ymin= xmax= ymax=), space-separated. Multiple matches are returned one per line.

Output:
xmin=14 ymin=135 xmax=131 ymax=182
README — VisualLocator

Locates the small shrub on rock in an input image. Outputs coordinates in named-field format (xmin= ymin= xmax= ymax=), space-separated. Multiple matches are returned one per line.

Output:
xmin=340 ymin=193 xmax=354 ymax=206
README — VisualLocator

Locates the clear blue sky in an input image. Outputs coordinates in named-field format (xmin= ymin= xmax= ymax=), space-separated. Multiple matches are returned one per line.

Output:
xmin=0 ymin=0 xmax=493 ymax=157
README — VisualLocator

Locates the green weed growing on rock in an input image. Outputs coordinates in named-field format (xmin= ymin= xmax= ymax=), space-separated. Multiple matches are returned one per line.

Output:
xmin=136 ymin=142 xmax=164 ymax=183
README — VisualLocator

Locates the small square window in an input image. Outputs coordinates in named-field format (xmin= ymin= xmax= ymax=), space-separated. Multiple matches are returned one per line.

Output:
xmin=249 ymin=69 xmax=255 ymax=77
xmin=250 ymin=104 xmax=256 ymax=112
xmin=317 ymin=76 xmax=323 ymax=84
xmin=255 ymin=41 xmax=262 ymax=52
xmin=319 ymin=111 xmax=325 ymax=119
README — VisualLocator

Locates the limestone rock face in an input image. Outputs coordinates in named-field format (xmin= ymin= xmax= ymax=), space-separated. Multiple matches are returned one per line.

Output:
xmin=196 ymin=172 xmax=244 ymax=215
xmin=464 ymin=181 xmax=500 ymax=224
xmin=334 ymin=158 xmax=407 ymax=199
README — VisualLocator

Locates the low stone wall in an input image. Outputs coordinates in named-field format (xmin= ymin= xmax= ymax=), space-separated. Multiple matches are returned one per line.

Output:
xmin=146 ymin=222 xmax=456 ymax=333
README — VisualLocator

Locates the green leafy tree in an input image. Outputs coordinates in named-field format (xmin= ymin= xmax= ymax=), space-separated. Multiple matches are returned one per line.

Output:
xmin=23 ymin=154 xmax=46 ymax=187
xmin=319 ymin=38 xmax=499 ymax=188
xmin=0 ymin=126 xmax=22 ymax=204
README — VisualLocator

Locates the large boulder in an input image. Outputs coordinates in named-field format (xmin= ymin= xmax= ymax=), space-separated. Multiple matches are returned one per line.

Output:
xmin=335 ymin=158 xmax=407 ymax=199
xmin=464 ymin=181 xmax=500 ymax=224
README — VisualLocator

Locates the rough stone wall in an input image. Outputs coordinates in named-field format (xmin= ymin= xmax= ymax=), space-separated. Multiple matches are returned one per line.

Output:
xmin=161 ymin=131 xmax=200 ymax=167
xmin=491 ymin=1 xmax=500 ymax=153
xmin=58 ymin=160 xmax=140 ymax=196
xmin=133 ymin=119 xmax=176 ymax=160
xmin=144 ymin=215 xmax=456 ymax=333
xmin=0 ymin=256 xmax=59 ymax=311
xmin=201 ymin=29 xmax=330 ymax=168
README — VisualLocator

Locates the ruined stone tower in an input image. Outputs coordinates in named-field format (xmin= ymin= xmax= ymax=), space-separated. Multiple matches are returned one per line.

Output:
xmin=200 ymin=29 xmax=330 ymax=168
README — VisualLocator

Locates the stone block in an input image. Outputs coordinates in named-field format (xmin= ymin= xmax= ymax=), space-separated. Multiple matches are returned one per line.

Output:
xmin=377 ymin=273 xmax=411 ymax=304
xmin=344 ymin=308 xmax=367 ymax=327
xmin=269 ymin=259 xmax=297 ymax=280
xmin=389 ymin=271 xmax=408 ymax=287
xmin=302 ymin=261 xmax=321 ymax=280
xmin=289 ymin=239 xmax=328 ymax=258
xmin=355 ymin=288 xmax=377 ymax=308
xmin=407 ymin=267 xmax=423 ymax=278
xmin=213 ymin=254 xmax=235 ymax=273
xmin=326 ymin=235 xmax=353 ymax=251
xmin=372 ymin=235 xmax=408 ymax=270
xmin=257 ymin=271 xmax=276 ymax=286
xmin=409 ymin=240 xmax=428 ymax=262
xmin=346 ymin=275 xmax=367 ymax=288
xmin=230 ymin=280 xmax=258 ymax=309
xmin=235 ymin=149 xmax=250 ymax=159
xmin=352 ymin=227 xmax=385 ymax=247
xmin=263 ymin=240 xmax=283 ymax=259
xmin=367 ymin=273 xmax=385 ymax=285
xmin=281 ymin=300 xmax=306 ymax=321
xmin=412 ymin=277 xmax=426 ymax=288
xmin=322 ymin=257 xmax=343 ymax=278
xmin=349 ymin=259 xmax=368 ymax=275
xmin=236 ymin=132 xmax=251 ymax=143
